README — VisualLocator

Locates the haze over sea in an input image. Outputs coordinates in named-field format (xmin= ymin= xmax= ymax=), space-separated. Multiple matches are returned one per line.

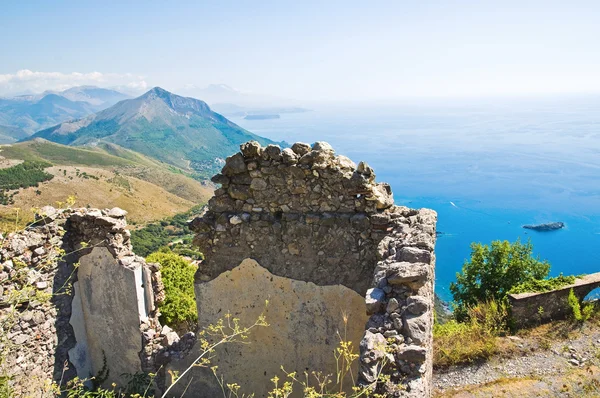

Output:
xmin=232 ymin=96 xmax=600 ymax=301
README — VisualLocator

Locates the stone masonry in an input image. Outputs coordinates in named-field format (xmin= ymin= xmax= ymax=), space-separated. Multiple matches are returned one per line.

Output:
xmin=508 ymin=272 xmax=600 ymax=327
xmin=190 ymin=141 xmax=437 ymax=397
xmin=0 ymin=206 xmax=189 ymax=396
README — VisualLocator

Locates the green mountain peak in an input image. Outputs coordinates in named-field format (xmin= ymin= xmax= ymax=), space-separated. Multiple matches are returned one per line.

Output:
xmin=28 ymin=88 xmax=281 ymax=177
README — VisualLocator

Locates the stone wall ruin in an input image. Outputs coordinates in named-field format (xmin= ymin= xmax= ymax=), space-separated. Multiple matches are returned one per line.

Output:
xmin=0 ymin=206 xmax=189 ymax=396
xmin=0 ymin=140 xmax=437 ymax=398
xmin=508 ymin=272 xmax=600 ymax=327
xmin=185 ymin=141 xmax=437 ymax=397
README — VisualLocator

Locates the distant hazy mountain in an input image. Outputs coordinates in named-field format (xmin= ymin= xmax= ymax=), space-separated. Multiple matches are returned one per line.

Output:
xmin=179 ymin=84 xmax=310 ymax=116
xmin=30 ymin=87 xmax=281 ymax=176
xmin=8 ymin=86 xmax=129 ymax=107
xmin=0 ymin=94 xmax=96 ymax=133
xmin=0 ymin=86 xmax=130 ymax=134
xmin=60 ymin=86 xmax=130 ymax=107
xmin=0 ymin=125 xmax=28 ymax=144
xmin=178 ymin=84 xmax=273 ymax=106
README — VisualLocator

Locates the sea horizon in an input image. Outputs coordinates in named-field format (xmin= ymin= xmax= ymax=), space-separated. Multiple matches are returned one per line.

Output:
xmin=231 ymin=98 xmax=600 ymax=302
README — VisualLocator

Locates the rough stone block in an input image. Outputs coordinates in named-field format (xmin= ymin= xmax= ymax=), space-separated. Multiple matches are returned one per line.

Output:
xmin=386 ymin=262 xmax=429 ymax=285
xmin=403 ymin=312 xmax=430 ymax=345
xmin=365 ymin=287 xmax=386 ymax=315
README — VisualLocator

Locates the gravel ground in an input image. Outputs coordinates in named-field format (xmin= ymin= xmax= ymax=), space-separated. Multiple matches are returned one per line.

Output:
xmin=434 ymin=324 xmax=600 ymax=392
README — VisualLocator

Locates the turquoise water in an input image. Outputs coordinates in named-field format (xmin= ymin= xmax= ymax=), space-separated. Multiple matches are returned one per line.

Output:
xmin=230 ymin=99 xmax=600 ymax=301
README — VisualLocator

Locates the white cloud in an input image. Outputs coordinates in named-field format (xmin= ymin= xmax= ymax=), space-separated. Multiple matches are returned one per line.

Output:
xmin=0 ymin=70 xmax=148 ymax=96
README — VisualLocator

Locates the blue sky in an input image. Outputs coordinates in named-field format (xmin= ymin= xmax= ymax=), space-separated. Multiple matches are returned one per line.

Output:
xmin=2 ymin=0 xmax=600 ymax=100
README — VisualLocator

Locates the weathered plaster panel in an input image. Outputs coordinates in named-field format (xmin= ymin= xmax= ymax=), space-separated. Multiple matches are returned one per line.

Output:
xmin=68 ymin=282 xmax=93 ymax=384
xmin=167 ymin=258 xmax=369 ymax=397
xmin=76 ymin=246 xmax=143 ymax=387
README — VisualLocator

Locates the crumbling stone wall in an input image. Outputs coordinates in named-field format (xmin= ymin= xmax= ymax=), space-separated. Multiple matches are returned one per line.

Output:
xmin=508 ymin=272 xmax=600 ymax=327
xmin=189 ymin=141 xmax=437 ymax=397
xmin=0 ymin=206 xmax=184 ymax=396
xmin=192 ymin=141 xmax=395 ymax=293
xmin=360 ymin=206 xmax=436 ymax=396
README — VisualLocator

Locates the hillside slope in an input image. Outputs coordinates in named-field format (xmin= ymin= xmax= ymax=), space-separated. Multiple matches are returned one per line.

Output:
xmin=435 ymin=318 xmax=600 ymax=397
xmin=0 ymin=139 xmax=213 ymax=229
xmin=30 ymin=87 xmax=281 ymax=176
xmin=0 ymin=125 xmax=28 ymax=144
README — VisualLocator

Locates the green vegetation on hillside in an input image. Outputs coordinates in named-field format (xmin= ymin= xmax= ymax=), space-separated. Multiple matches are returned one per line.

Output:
xmin=0 ymin=140 xmax=136 ymax=167
xmin=130 ymin=205 xmax=205 ymax=257
xmin=0 ymin=161 xmax=53 ymax=204
xmin=435 ymin=239 xmax=597 ymax=368
xmin=0 ymin=140 xmax=213 ymax=206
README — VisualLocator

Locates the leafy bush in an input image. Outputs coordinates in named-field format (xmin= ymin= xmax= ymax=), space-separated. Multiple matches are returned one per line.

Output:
xmin=450 ymin=239 xmax=550 ymax=320
xmin=130 ymin=223 xmax=174 ymax=257
xmin=509 ymin=274 xmax=576 ymax=294
xmin=146 ymin=251 xmax=197 ymax=328
xmin=568 ymin=288 xmax=594 ymax=322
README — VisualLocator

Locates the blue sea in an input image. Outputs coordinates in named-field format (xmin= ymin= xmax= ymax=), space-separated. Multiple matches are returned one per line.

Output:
xmin=230 ymin=97 xmax=600 ymax=302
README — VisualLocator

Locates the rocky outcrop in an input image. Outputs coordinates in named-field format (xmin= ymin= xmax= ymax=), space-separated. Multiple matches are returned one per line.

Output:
xmin=190 ymin=141 xmax=437 ymax=397
xmin=523 ymin=222 xmax=565 ymax=232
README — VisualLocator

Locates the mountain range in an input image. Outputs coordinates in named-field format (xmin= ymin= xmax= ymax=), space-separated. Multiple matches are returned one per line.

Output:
xmin=0 ymin=85 xmax=285 ymax=230
xmin=29 ymin=87 xmax=281 ymax=176
xmin=0 ymin=86 xmax=129 ymax=136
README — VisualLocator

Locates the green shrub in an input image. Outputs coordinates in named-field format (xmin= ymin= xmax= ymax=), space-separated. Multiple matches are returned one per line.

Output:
xmin=450 ymin=239 xmax=550 ymax=320
xmin=568 ymin=288 xmax=594 ymax=322
xmin=509 ymin=274 xmax=576 ymax=294
xmin=146 ymin=251 xmax=197 ymax=328
xmin=434 ymin=300 xmax=511 ymax=367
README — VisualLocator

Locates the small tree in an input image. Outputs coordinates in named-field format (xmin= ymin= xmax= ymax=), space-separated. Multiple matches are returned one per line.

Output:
xmin=450 ymin=239 xmax=550 ymax=320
